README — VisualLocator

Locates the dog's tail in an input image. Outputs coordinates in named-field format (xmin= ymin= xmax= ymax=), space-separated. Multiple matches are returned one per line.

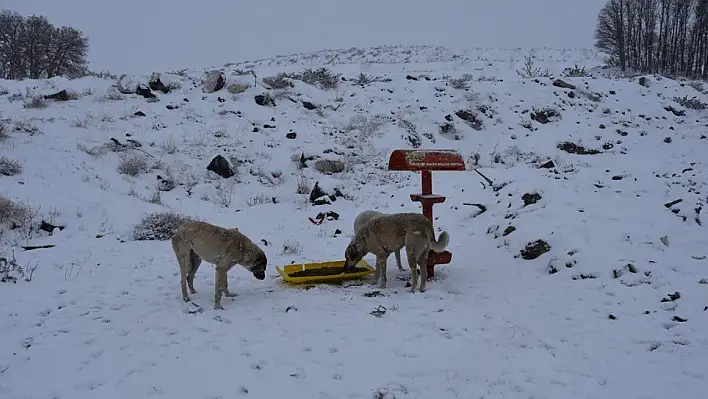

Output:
xmin=430 ymin=230 xmax=450 ymax=253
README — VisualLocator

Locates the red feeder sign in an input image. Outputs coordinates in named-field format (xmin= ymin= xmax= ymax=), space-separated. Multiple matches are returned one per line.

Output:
xmin=388 ymin=149 xmax=465 ymax=279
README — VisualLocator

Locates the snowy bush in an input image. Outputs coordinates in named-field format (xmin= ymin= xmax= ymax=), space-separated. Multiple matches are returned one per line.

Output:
xmin=262 ymin=73 xmax=294 ymax=89
xmin=0 ymin=157 xmax=22 ymax=176
xmin=117 ymin=154 xmax=150 ymax=176
xmin=23 ymin=95 xmax=47 ymax=109
xmin=132 ymin=212 xmax=194 ymax=241
xmin=674 ymin=95 xmax=706 ymax=110
xmin=292 ymin=68 xmax=341 ymax=89
xmin=0 ymin=122 xmax=9 ymax=142
xmin=0 ymin=195 xmax=34 ymax=231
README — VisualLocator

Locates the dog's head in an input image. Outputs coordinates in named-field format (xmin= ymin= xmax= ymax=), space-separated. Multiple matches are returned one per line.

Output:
xmin=343 ymin=240 xmax=366 ymax=271
xmin=247 ymin=250 xmax=267 ymax=280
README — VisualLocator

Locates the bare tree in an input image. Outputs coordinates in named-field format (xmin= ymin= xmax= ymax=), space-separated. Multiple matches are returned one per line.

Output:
xmin=0 ymin=10 xmax=26 ymax=79
xmin=0 ymin=9 xmax=89 ymax=80
xmin=595 ymin=0 xmax=708 ymax=78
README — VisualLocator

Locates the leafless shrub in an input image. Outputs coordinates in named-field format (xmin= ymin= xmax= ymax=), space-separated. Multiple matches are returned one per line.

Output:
xmin=262 ymin=73 xmax=294 ymax=89
xmin=281 ymin=239 xmax=302 ymax=255
xmin=314 ymin=159 xmax=345 ymax=174
xmin=117 ymin=154 xmax=150 ymax=176
xmin=132 ymin=212 xmax=195 ymax=241
xmin=160 ymin=138 xmax=178 ymax=154
xmin=23 ymin=95 xmax=48 ymax=109
xmin=0 ymin=195 xmax=35 ymax=234
xmin=214 ymin=179 xmax=236 ymax=207
xmin=352 ymin=72 xmax=374 ymax=86
xmin=12 ymin=119 xmax=39 ymax=135
xmin=246 ymin=192 xmax=272 ymax=206
xmin=0 ymin=122 xmax=9 ymax=142
xmin=0 ymin=157 xmax=22 ymax=176
xmin=0 ymin=86 xmax=8 ymax=95
xmin=1 ymin=253 xmax=39 ymax=283
xmin=296 ymin=175 xmax=310 ymax=194
xmin=447 ymin=74 xmax=473 ymax=89
xmin=674 ymin=95 xmax=707 ymax=110
xmin=517 ymin=55 xmax=552 ymax=78
xmin=563 ymin=65 xmax=589 ymax=77
xmin=70 ymin=115 xmax=91 ymax=128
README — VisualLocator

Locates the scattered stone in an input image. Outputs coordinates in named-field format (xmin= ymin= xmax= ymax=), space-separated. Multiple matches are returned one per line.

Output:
xmin=558 ymin=141 xmax=601 ymax=155
xmin=664 ymin=199 xmax=683 ymax=208
xmin=520 ymin=239 xmax=551 ymax=260
xmin=203 ymin=71 xmax=226 ymax=93
xmin=608 ymin=314 xmax=617 ymax=320
xmin=611 ymin=175 xmax=624 ymax=180
xmin=539 ymin=160 xmax=555 ymax=169
xmin=149 ymin=73 xmax=170 ymax=93
xmin=672 ymin=316 xmax=688 ymax=322
xmin=133 ymin=111 xmax=146 ymax=117
xmin=530 ymin=107 xmax=560 ymax=124
xmin=254 ymin=94 xmax=275 ymax=106
xmin=639 ymin=76 xmax=651 ymax=87
xmin=664 ymin=105 xmax=685 ymax=116
xmin=135 ymin=84 xmax=156 ymax=99
xmin=302 ymin=101 xmax=317 ymax=110
xmin=444 ymin=114 xmax=453 ymax=122
xmin=552 ymin=79 xmax=576 ymax=89
xmin=405 ymin=75 xmax=418 ymax=81
xmin=454 ymin=109 xmax=483 ymax=130
xmin=156 ymin=175 xmax=176 ymax=191
xmin=502 ymin=226 xmax=516 ymax=236
xmin=522 ymin=192 xmax=541 ymax=206
xmin=664 ymin=137 xmax=672 ymax=143
xmin=44 ymin=90 xmax=74 ymax=101
xmin=661 ymin=291 xmax=681 ymax=302
xmin=206 ymin=155 xmax=235 ymax=179
xmin=609 ymin=90 xmax=616 ymax=95
xmin=286 ymin=132 xmax=297 ymax=139
xmin=39 ymin=220 xmax=65 ymax=234
xmin=166 ymin=105 xmax=178 ymax=110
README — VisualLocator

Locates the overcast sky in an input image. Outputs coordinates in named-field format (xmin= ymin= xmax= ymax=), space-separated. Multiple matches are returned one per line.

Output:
xmin=1 ymin=0 xmax=606 ymax=74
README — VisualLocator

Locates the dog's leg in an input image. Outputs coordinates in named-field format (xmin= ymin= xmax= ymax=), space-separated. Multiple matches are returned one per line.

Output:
xmin=394 ymin=249 xmax=404 ymax=272
xmin=417 ymin=253 xmax=428 ymax=292
xmin=187 ymin=249 xmax=202 ymax=294
xmin=172 ymin=237 xmax=192 ymax=302
xmin=213 ymin=267 xmax=228 ymax=310
xmin=222 ymin=269 xmax=237 ymax=297
xmin=372 ymin=262 xmax=381 ymax=286
xmin=375 ymin=256 xmax=388 ymax=289
xmin=406 ymin=246 xmax=419 ymax=293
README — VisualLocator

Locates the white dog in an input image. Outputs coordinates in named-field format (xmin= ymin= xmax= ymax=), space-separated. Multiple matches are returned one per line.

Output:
xmin=353 ymin=210 xmax=404 ymax=272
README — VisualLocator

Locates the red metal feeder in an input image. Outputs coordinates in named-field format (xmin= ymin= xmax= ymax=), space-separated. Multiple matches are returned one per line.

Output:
xmin=388 ymin=149 xmax=465 ymax=279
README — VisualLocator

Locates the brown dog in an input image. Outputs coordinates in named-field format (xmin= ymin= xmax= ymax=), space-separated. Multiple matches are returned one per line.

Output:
xmin=343 ymin=212 xmax=449 ymax=292
xmin=171 ymin=220 xmax=267 ymax=309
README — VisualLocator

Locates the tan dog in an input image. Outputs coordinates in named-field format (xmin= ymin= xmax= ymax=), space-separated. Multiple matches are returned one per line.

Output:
xmin=343 ymin=212 xmax=449 ymax=292
xmin=171 ymin=220 xmax=267 ymax=310
xmin=353 ymin=210 xmax=404 ymax=272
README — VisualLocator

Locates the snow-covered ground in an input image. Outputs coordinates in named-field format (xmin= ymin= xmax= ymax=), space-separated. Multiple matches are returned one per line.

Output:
xmin=0 ymin=45 xmax=706 ymax=399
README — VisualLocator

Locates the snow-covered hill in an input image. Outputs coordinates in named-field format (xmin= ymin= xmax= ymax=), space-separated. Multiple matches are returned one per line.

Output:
xmin=0 ymin=45 xmax=706 ymax=399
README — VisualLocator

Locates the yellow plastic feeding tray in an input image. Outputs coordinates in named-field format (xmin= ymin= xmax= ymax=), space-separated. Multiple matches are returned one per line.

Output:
xmin=276 ymin=259 xmax=374 ymax=284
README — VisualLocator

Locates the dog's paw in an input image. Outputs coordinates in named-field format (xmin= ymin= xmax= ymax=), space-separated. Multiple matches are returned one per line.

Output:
xmin=213 ymin=304 xmax=225 ymax=310
xmin=224 ymin=292 xmax=238 ymax=297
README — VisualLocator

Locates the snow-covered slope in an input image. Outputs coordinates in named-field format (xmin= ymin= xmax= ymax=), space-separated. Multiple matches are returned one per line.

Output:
xmin=0 ymin=45 xmax=706 ymax=399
